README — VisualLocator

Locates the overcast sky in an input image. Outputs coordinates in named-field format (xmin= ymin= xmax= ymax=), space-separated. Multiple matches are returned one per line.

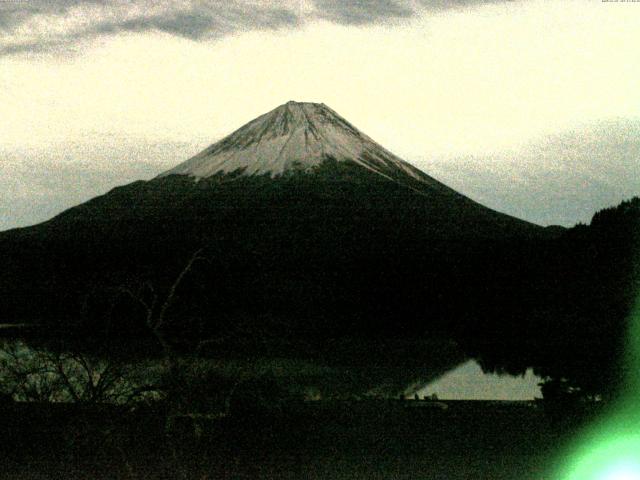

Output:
xmin=1 ymin=0 xmax=639 ymax=230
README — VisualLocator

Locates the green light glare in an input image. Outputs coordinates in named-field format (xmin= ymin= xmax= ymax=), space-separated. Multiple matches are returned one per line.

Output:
xmin=554 ymin=207 xmax=639 ymax=479
xmin=558 ymin=433 xmax=640 ymax=480
xmin=555 ymin=298 xmax=640 ymax=480
xmin=602 ymin=463 xmax=640 ymax=480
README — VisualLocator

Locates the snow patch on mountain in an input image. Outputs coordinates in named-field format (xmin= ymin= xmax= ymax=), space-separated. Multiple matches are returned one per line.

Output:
xmin=160 ymin=101 xmax=440 ymax=188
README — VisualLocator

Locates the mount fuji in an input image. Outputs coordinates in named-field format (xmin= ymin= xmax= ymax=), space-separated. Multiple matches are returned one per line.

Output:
xmin=163 ymin=101 xmax=447 ymax=190
xmin=0 ymin=101 xmax=552 ymax=348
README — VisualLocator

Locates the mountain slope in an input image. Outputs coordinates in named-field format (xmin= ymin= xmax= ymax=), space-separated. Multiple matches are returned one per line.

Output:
xmin=0 ymin=102 xmax=551 ymax=349
xmin=157 ymin=100 xmax=538 ymax=237
xmin=162 ymin=101 xmax=446 ymax=189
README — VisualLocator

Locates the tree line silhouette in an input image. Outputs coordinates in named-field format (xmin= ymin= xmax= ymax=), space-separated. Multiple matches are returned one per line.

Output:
xmin=0 ymin=164 xmax=637 ymax=400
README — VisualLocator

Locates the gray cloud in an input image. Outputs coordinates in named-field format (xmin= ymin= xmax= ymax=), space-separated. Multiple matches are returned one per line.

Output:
xmin=418 ymin=0 xmax=514 ymax=10
xmin=0 ymin=0 xmax=513 ymax=56
xmin=313 ymin=0 xmax=414 ymax=26
xmin=0 ymin=1 xmax=302 ymax=55
xmin=91 ymin=4 xmax=301 ymax=40
xmin=311 ymin=0 xmax=513 ymax=26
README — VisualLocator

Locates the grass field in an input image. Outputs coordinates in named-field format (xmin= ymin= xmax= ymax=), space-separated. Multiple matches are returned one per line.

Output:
xmin=0 ymin=399 xmax=585 ymax=479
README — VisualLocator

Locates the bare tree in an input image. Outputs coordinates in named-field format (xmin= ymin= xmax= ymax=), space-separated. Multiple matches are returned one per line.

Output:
xmin=120 ymin=248 xmax=207 ymax=360
xmin=0 ymin=339 xmax=161 ymax=404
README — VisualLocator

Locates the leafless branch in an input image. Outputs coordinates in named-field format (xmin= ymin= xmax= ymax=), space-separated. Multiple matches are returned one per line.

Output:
xmin=155 ymin=248 xmax=206 ymax=332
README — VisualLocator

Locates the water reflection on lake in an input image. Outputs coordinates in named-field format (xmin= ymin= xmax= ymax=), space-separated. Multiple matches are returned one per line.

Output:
xmin=0 ymin=336 xmax=542 ymax=401
xmin=416 ymin=360 xmax=542 ymax=400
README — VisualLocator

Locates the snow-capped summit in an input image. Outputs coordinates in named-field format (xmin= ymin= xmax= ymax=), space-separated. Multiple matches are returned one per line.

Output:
xmin=160 ymin=101 xmax=443 ymax=189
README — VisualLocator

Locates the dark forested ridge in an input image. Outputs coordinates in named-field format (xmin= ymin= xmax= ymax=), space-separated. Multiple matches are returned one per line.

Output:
xmin=462 ymin=197 xmax=640 ymax=399
xmin=0 ymin=159 xmax=637 ymax=398
xmin=0 ymin=160 xmax=544 ymax=341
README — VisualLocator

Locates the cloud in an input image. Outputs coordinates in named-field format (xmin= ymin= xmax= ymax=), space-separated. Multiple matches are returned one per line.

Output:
xmin=418 ymin=0 xmax=514 ymax=11
xmin=312 ymin=0 xmax=414 ymax=26
xmin=0 ymin=1 xmax=303 ymax=55
xmin=91 ymin=3 xmax=302 ymax=39
xmin=0 ymin=0 xmax=512 ymax=56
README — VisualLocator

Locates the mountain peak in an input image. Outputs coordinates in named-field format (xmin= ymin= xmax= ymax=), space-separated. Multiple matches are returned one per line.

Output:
xmin=285 ymin=100 xmax=321 ymax=106
xmin=160 ymin=102 xmax=436 ymax=187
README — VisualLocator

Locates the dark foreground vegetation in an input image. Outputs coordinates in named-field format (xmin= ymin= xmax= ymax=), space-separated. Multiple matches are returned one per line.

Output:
xmin=1 ymin=398 xmax=589 ymax=480
xmin=2 ymin=192 xmax=637 ymax=402
xmin=0 ymin=167 xmax=637 ymax=478
xmin=466 ymin=197 xmax=640 ymax=400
